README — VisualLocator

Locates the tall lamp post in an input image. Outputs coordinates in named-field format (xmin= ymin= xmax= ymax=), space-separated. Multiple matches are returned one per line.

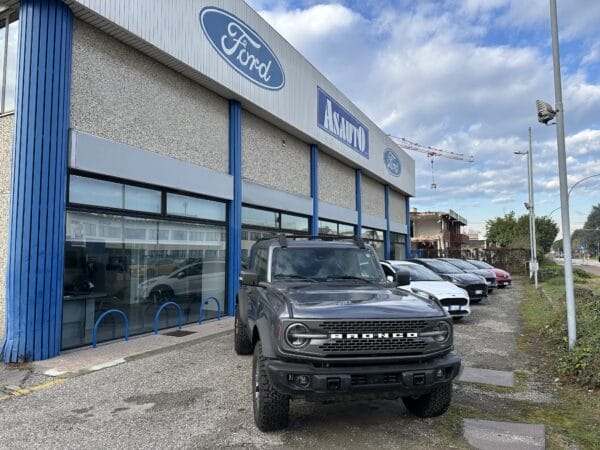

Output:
xmin=536 ymin=0 xmax=576 ymax=349
xmin=514 ymin=127 xmax=538 ymax=288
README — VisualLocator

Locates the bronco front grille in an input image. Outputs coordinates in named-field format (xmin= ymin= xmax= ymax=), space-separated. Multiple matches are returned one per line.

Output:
xmin=316 ymin=320 xmax=430 ymax=354
xmin=318 ymin=320 xmax=428 ymax=334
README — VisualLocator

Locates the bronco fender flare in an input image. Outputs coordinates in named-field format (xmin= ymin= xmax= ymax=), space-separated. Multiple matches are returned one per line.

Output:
xmin=254 ymin=316 xmax=277 ymax=358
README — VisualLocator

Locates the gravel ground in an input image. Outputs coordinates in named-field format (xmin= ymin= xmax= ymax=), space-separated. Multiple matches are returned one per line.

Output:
xmin=0 ymin=280 xmax=554 ymax=449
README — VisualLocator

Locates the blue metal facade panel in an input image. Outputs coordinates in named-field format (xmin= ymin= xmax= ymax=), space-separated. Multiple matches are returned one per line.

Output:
xmin=406 ymin=197 xmax=411 ymax=260
xmin=310 ymin=144 xmax=318 ymax=235
xmin=355 ymin=169 xmax=362 ymax=236
xmin=227 ymin=100 xmax=242 ymax=316
xmin=2 ymin=0 xmax=73 ymax=363
xmin=384 ymin=185 xmax=390 ymax=259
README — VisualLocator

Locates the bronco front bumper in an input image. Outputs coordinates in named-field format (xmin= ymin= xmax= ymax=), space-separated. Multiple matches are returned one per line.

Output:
xmin=265 ymin=352 xmax=461 ymax=397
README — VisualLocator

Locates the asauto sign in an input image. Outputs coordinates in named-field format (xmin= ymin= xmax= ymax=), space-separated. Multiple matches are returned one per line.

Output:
xmin=200 ymin=7 xmax=285 ymax=90
xmin=317 ymin=87 xmax=369 ymax=158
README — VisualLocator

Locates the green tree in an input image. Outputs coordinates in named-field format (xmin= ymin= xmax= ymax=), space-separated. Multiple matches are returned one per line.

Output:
xmin=536 ymin=216 xmax=560 ymax=252
xmin=573 ymin=204 xmax=600 ymax=255
xmin=486 ymin=212 xmax=518 ymax=248
xmin=486 ymin=211 xmax=558 ymax=251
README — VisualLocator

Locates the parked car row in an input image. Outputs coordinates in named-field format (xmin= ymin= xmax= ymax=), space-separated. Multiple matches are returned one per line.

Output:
xmin=380 ymin=258 xmax=511 ymax=322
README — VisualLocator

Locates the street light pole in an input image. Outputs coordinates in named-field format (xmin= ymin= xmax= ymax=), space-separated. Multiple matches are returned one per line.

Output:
xmin=515 ymin=128 xmax=539 ymax=288
xmin=549 ymin=0 xmax=576 ymax=349
xmin=527 ymin=128 xmax=539 ymax=288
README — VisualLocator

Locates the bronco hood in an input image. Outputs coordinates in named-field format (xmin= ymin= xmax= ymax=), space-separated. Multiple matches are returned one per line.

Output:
xmin=277 ymin=283 xmax=446 ymax=319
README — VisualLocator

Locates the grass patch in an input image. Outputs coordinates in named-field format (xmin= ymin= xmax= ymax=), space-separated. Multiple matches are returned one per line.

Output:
xmin=519 ymin=267 xmax=600 ymax=448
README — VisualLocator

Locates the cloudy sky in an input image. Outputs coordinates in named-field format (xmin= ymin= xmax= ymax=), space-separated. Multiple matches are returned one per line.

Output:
xmin=246 ymin=0 xmax=600 ymax=238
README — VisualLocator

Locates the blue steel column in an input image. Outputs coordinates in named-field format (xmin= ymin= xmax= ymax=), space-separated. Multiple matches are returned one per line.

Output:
xmin=355 ymin=169 xmax=362 ymax=236
xmin=2 ymin=0 xmax=73 ymax=363
xmin=405 ymin=197 xmax=411 ymax=260
xmin=384 ymin=186 xmax=390 ymax=259
xmin=310 ymin=145 xmax=319 ymax=235
xmin=227 ymin=101 xmax=242 ymax=316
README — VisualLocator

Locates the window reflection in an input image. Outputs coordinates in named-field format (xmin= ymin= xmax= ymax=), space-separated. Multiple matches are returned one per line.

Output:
xmin=124 ymin=185 xmax=161 ymax=213
xmin=362 ymin=227 xmax=385 ymax=260
xmin=318 ymin=219 xmax=355 ymax=236
xmin=167 ymin=193 xmax=226 ymax=221
xmin=62 ymin=211 xmax=226 ymax=349
xmin=280 ymin=213 xmax=308 ymax=232
xmin=242 ymin=206 xmax=278 ymax=228
xmin=0 ymin=18 xmax=18 ymax=113
xmin=390 ymin=232 xmax=406 ymax=260
xmin=69 ymin=176 xmax=123 ymax=209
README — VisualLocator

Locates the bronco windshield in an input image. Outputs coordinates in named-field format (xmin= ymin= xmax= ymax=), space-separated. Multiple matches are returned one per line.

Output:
xmin=271 ymin=247 xmax=383 ymax=282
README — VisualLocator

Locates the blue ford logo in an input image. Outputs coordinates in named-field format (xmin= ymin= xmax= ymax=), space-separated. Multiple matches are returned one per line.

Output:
xmin=200 ymin=7 xmax=285 ymax=91
xmin=384 ymin=149 xmax=401 ymax=176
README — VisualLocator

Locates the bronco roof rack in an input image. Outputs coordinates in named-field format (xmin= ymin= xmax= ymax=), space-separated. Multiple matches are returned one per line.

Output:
xmin=254 ymin=234 xmax=366 ymax=249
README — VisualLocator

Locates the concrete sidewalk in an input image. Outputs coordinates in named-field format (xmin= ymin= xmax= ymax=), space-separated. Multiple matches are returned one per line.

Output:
xmin=31 ymin=317 xmax=234 ymax=377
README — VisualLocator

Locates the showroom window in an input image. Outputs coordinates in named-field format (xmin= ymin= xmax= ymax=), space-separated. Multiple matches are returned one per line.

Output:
xmin=318 ymin=219 xmax=355 ymax=236
xmin=390 ymin=232 xmax=407 ymax=260
xmin=241 ymin=206 xmax=309 ymax=266
xmin=0 ymin=15 xmax=18 ymax=114
xmin=362 ymin=227 xmax=385 ymax=260
xmin=63 ymin=174 xmax=227 ymax=349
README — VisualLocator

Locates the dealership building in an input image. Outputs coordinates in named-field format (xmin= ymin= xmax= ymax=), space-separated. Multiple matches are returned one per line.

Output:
xmin=0 ymin=0 xmax=415 ymax=362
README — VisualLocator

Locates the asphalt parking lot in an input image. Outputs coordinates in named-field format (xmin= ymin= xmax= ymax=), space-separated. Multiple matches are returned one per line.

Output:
xmin=0 ymin=282 xmax=551 ymax=449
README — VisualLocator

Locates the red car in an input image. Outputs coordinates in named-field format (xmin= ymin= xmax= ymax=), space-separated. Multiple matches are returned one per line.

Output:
xmin=467 ymin=260 xmax=512 ymax=288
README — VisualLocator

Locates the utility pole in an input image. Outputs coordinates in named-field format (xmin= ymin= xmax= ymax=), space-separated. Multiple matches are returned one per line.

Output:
xmin=528 ymin=128 xmax=539 ymax=288
xmin=549 ymin=0 xmax=576 ymax=349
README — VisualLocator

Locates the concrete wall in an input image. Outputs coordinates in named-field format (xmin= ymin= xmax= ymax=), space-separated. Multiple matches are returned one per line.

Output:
xmin=318 ymin=152 xmax=355 ymax=211
xmin=70 ymin=20 xmax=229 ymax=174
xmin=242 ymin=110 xmax=310 ymax=197
xmin=0 ymin=114 xmax=13 ymax=341
xmin=361 ymin=175 xmax=385 ymax=218
xmin=390 ymin=189 xmax=406 ymax=224
xmin=413 ymin=216 xmax=442 ymax=237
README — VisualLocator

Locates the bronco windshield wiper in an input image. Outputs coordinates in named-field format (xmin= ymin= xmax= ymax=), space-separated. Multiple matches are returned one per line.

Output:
xmin=325 ymin=276 xmax=376 ymax=284
xmin=273 ymin=274 xmax=317 ymax=282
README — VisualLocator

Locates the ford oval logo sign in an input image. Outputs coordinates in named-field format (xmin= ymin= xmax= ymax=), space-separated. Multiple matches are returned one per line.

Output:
xmin=384 ymin=149 xmax=401 ymax=176
xmin=200 ymin=7 xmax=285 ymax=91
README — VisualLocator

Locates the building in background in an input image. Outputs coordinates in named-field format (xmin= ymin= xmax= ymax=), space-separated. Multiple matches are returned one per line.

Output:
xmin=0 ymin=0 xmax=415 ymax=362
xmin=410 ymin=209 xmax=469 ymax=257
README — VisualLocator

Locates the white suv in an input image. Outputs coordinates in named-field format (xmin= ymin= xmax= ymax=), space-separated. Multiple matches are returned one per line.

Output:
xmin=381 ymin=260 xmax=471 ymax=321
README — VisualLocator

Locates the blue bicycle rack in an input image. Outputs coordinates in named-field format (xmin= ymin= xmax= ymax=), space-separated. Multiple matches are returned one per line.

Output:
xmin=92 ymin=309 xmax=129 ymax=348
xmin=198 ymin=297 xmax=221 ymax=324
xmin=154 ymin=301 xmax=183 ymax=335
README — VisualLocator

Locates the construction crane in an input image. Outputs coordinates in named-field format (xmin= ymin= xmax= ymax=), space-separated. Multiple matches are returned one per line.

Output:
xmin=388 ymin=135 xmax=475 ymax=189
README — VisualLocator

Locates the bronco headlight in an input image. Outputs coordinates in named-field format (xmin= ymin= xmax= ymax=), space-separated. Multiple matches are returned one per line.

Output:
xmin=432 ymin=321 xmax=452 ymax=344
xmin=285 ymin=323 xmax=310 ymax=348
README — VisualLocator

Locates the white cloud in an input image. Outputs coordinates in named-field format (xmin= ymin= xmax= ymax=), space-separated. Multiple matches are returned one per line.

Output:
xmin=247 ymin=0 xmax=599 ymax=235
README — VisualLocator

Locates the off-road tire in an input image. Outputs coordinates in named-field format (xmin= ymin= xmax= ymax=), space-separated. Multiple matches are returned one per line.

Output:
xmin=252 ymin=341 xmax=289 ymax=431
xmin=402 ymin=381 xmax=452 ymax=418
xmin=234 ymin=303 xmax=253 ymax=355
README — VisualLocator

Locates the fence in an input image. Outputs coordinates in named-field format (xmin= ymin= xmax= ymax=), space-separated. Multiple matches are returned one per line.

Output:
xmin=410 ymin=247 xmax=531 ymax=275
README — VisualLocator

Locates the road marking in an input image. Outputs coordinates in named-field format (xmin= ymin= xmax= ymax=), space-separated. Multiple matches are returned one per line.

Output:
xmin=0 ymin=378 xmax=66 ymax=401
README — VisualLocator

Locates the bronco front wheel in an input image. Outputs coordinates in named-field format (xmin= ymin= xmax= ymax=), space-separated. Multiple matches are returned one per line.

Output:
xmin=252 ymin=341 xmax=290 ymax=431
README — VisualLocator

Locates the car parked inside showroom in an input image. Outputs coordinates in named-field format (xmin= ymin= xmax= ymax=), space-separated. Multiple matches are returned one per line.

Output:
xmin=411 ymin=258 xmax=488 ymax=303
xmin=467 ymin=259 xmax=512 ymax=288
xmin=438 ymin=258 xmax=497 ymax=293
xmin=381 ymin=260 xmax=471 ymax=321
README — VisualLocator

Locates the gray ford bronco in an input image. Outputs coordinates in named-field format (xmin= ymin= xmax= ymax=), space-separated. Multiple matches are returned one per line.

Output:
xmin=234 ymin=235 xmax=461 ymax=431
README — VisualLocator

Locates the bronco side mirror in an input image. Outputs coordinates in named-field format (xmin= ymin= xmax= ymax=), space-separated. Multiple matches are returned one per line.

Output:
xmin=239 ymin=270 xmax=259 ymax=286
xmin=394 ymin=270 xmax=411 ymax=286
